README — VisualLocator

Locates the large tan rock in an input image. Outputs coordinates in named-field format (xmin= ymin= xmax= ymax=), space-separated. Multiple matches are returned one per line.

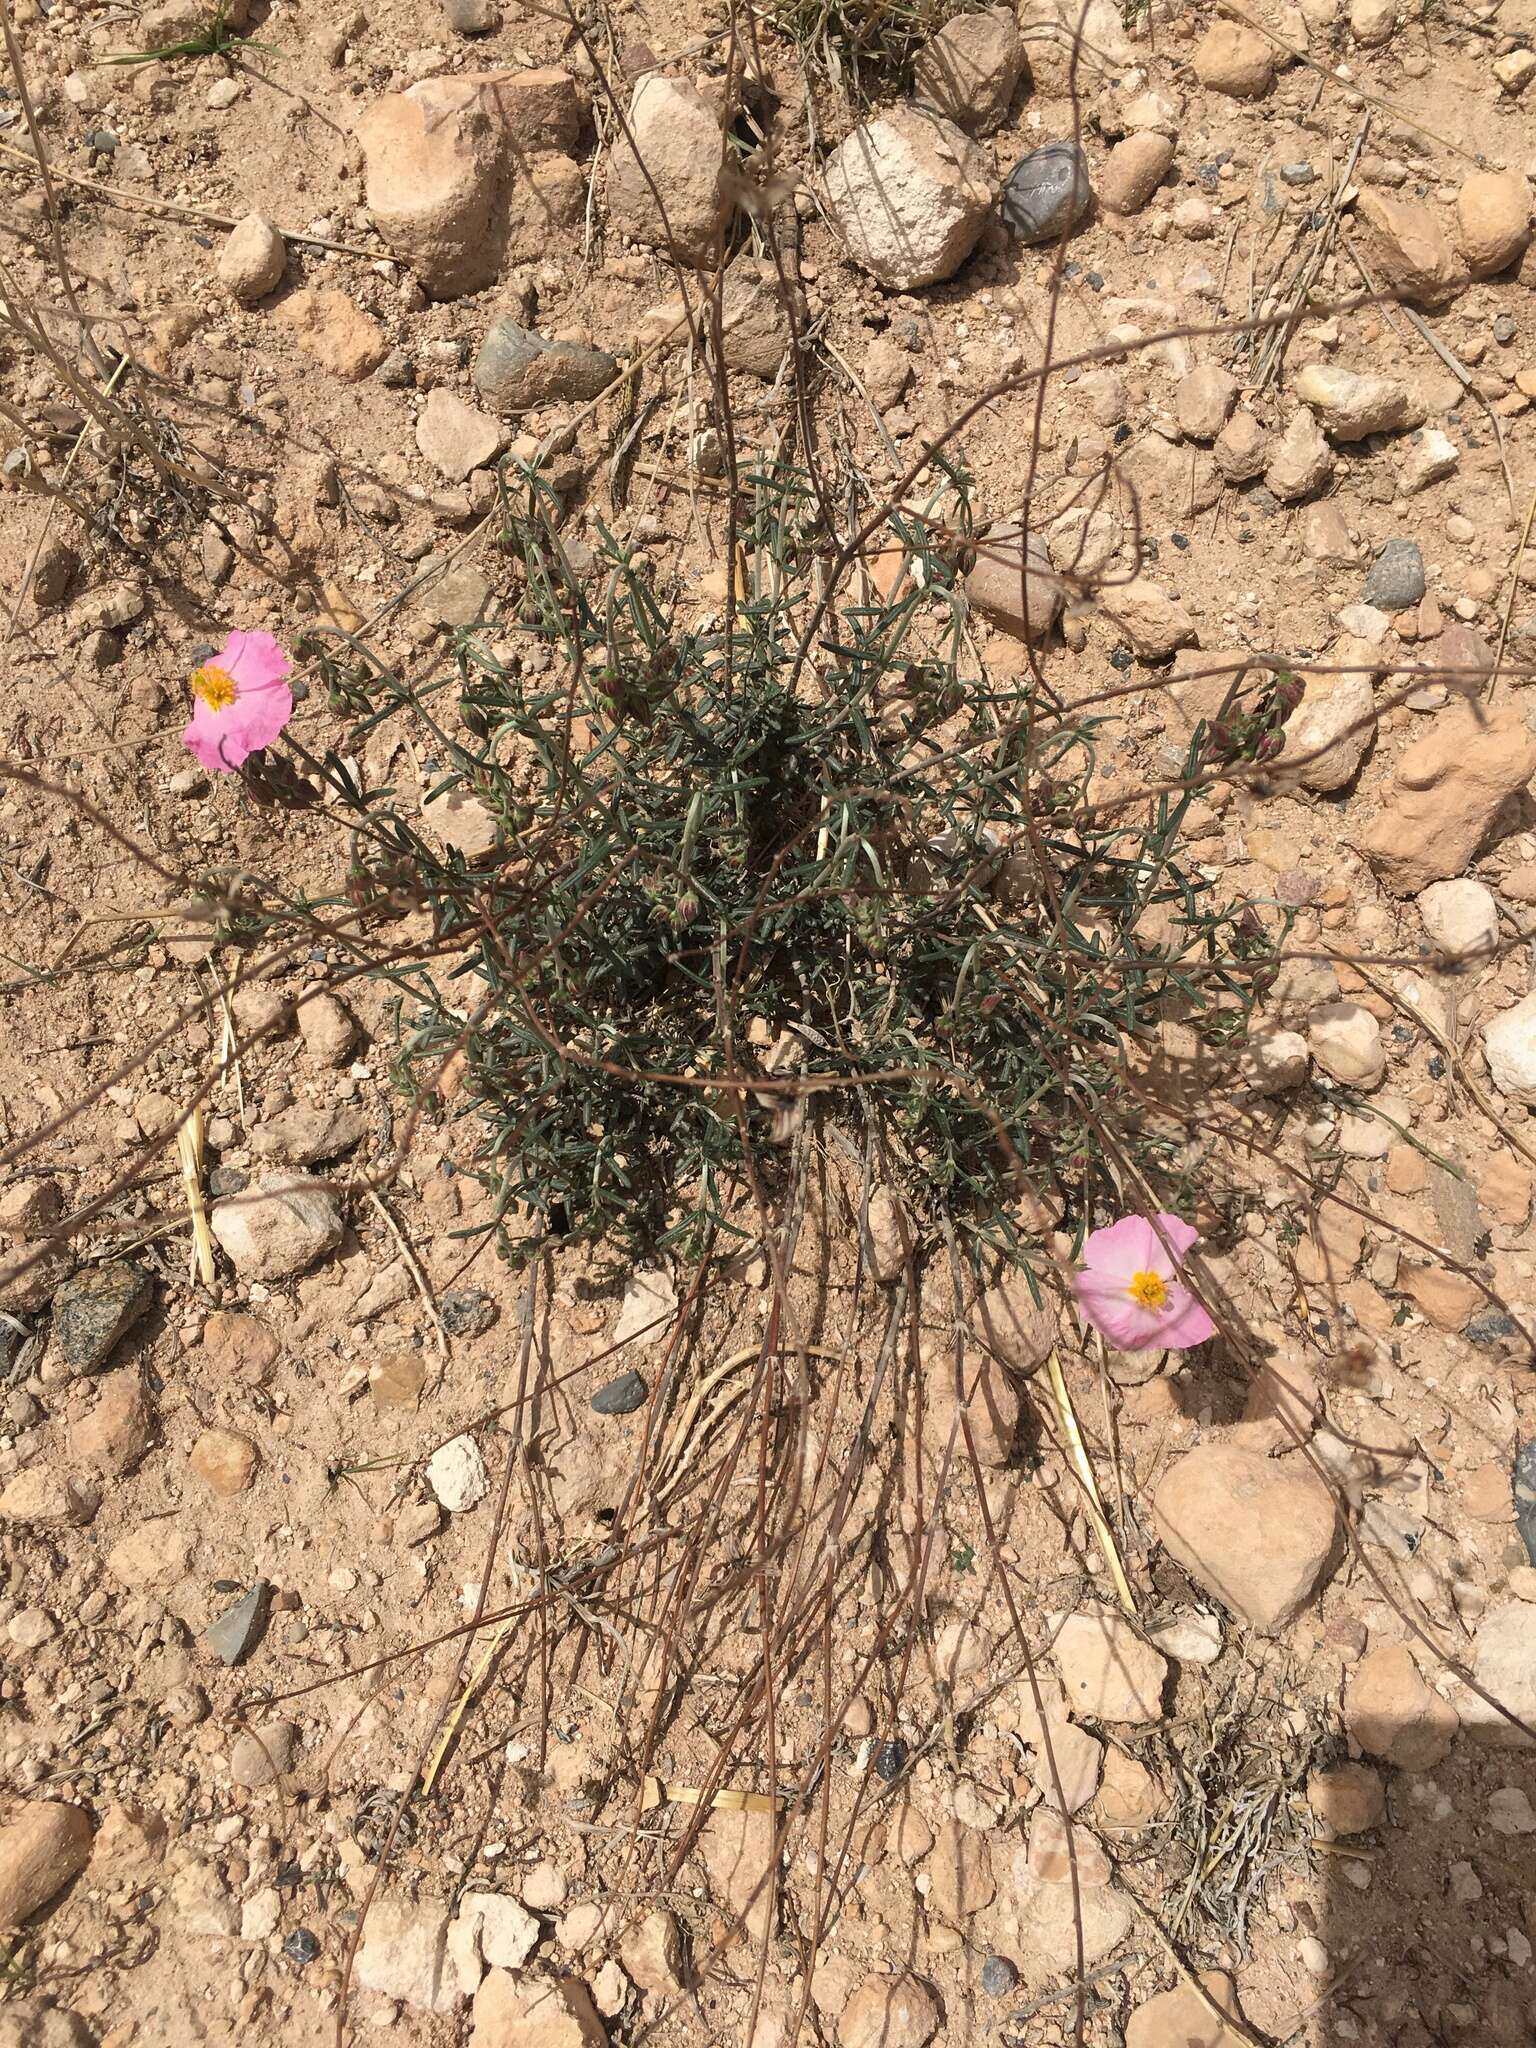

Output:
xmin=0 ymin=1804 xmax=93 ymax=1927
xmin=1265 ymin=409 xmax=1334 ymax=501
xmin=1053 ymin=1606 xmax=1168 ymax=1722
xmin=1273 ymin=643 xmax=1376 ymax=792
xmin=1464 ymin=1601 xmax=1536 ymax=1746
xmin=1127 ymin=1973 xmax=1249 ymax=2048
xmin=1193 ymin=22 xmax=1274 ymax=96
xmin=471 ymin=1970 xmax=606 ymax=2047
xmin=912 ymin=7 xmax=1024 ymax=134
xmin=607 ymin=75 xmax=728 ymax=266
xmin=1292 ymin=363 xmax=1415 ymax=440
xmin=1359 ymin=701 xmax=1536 ymax=894
xmin=1102 ymin=575 xmax=1196 ymax=659
xmin=1456 ymin=170 xmax=1532 ymax=277
xmin=1153 ymin=1444 xmax=1340 ymax=1630
xmin=1345 ymin=1645 xmax=1458 ymax=1768
xmin=1004 ymin=1836 xmax=1130 ymax=1965
xmin=276 ymin=289 xmax=387 ymax=381
xmin=838 ymin=1973 xmax=940 ymax=2048
xmin=1100 ymin=131 xmax=1175 ymax=215
xmin=823 ymin=106 xmax=992 ymax=289
xmin=1356 ymin=187 xmax=1459 ymax=306
xmin=927 ymin=1819 xmax=996 ymax=1919
xmin=357 ymin=70 xmax=582 ymax=297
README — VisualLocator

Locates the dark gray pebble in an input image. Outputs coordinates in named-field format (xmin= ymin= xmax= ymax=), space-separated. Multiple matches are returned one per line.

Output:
xmin=591 ymin=1369 xmax=647 ymax=1416
xmin=1000 ymin=142 xmax=1092 ymax=246
xmin=439 ymin=1288 xmax=496 ymax=1338
xmin=204 ymin=1580 xmax=269 ymax=1667
xmin=981 ymin=1955 xmax=1018 ymax=1996
xmin=1361 ymin=537 xmax=1425 ymax=612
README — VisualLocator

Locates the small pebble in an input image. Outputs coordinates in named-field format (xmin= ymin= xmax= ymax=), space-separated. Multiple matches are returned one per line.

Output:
xmin=874 ymin=1738 xmax=907 ymax=1782
xmin=204 ymin=1581 xmax=269 ymax=1667
xmin=591 ymin=1370 xmax=647 ymax=1416
xmin=981 ymin=1955 xmax=1018 ymax=1997
xmin=284 ymin=1928 xmax=321 ymax=1965
xmin=438 ymin=1288 xmax=496 ymax=1337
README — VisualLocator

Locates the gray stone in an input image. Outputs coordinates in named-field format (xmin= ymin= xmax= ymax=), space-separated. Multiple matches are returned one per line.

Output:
xmin=1360 ymin=537 xmax=1425 ymax=611
xmin=964 ymin=525 xmax=1064 ymax=642
xmin=980 ymin=1955 xmax=1018 ymax=1996
xmin=1001 ymin=142 xmax=1093 ymax=245
xmin=376 ymin=348 xmax=413 ymax=388
xmin=53 ymin=1262 xmax=152 ymax=1372
xmin=29 ymin=539 xmax=75 ymax=610
xmin=229 ymin=1719 xmax=300 ymax=1788
xmin=204 ymin=1581 xmax=268 ymax=1667
xmin=200 ymin=529 xmax=234 ymax=586
xmin=441 ymin=0 xmax=499 ymax=28
xmin=417 ymin=558 xmax=493 ymax=629
xmin=1516 ymin=1438 xmax=1536 ymax=1565
xmin=248 ymin=1105 xmax=367 ymax=1166
xmin=472 ymin=319 xmax=618 ymax=412
xmin=1429 ymin=1159 xmax=1482 ymax=1265
xmin=439 ymin=1288 xmax=496 ymax=1337
xmin=591 ymin=1369 xmax=647 ymax=1415
xmin=1280 ymin=161 xmax=1316 ymax=185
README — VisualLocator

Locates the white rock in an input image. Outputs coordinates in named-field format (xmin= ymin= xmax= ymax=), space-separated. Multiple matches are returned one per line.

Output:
xmin=241 ymin=1887 xmax=282 ymax=1941
xmin=356 ymin=1899 xmax=456 ymax=2013
xmin=217 ymin=213 xmax=286 ymax=300
xmin=1240 ymin=1027 xmax=1310 ymax=1094
xmin=1053 ymin=1606 xmax=1168 ymax=1723
xmin=607 ymin=75 xmax=728 ymax=266
xmin=1308 ymin=1002 xmax=1386 ymax=1087
xmin=1101 ymin=575 xmax=1196 ymax=659
xmin=1464 ymin=1601 xmax=1536 ymax=1745
xmin=427 ymin=1433 xmax=488 ymax=1512
xmin=1148 ymin=1611 xmax=1223 ymax=1665
xmin=1484 ymin=991 xmax=1536 ymax=1105
xmin=1336 ymin=1095 xmax=1408 ymax=1157
xmin=451 ymin=1890 xmax=540 ymax=1986
xmin=1489 ymin=1786 xmax=1536 ymax=1833
xmin=1293 ymin=362 xmax=1415 ymax=441
xmin=1399 ymin=429 xmax=1458 ymax=495
xmin=614 ymin=1265 xmax=677 ymax=1345
xmin=1265 ymin=408 xmax=1334 ymax=501
xmin=209 ymin=1174 xmax=344 ymax=1280
xmin=822 ymin=106 xmax=992 ymax=289
xmin=1350 ymin=0 xmax=1396 ymax=45
xmin=1175 ymin=363 xmax=1238 ymax=441
xmin=1335 ymin=603 xmax=1392 ymax=645
xmin=1418 ymin=878 xmax=1498 ymax=963
xmin=1273 ymin=646 xmax=1375 ymax=792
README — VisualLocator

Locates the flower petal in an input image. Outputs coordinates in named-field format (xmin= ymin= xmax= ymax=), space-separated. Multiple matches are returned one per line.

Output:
xmin=1080 ymin=1214 xmax=1160 ymax=1285
xmin=1149 ymin=1212 xmax=1201 ymax=1263
xmin=1158 ymin=1292 xmax=1217 ymax=1349
xmin=1074 ymin=1267 xmax=1165 ymax=1348
xmin=220 ymin=629 xmax=292 ymax=695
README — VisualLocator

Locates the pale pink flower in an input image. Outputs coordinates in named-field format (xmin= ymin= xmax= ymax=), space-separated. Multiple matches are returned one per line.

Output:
xmin=1073 ymin=1212 xmax=1216 ymax=1351
xmin=182 ymin=629 xmax=292 ymax=773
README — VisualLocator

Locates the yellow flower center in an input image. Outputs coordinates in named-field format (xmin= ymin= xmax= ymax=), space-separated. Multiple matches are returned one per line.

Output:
xmin=191 ymin=663 xmax=237 ymax=712
xmin=1128 ymin=1270 xmax=1169 ymax=1310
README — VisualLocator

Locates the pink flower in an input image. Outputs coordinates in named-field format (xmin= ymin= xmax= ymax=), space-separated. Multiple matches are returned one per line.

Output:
xmin=182 ymin=629 xmax=292 ymax=773
xmin=1073 ymin=1212 xmax=1216 ymax=1351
